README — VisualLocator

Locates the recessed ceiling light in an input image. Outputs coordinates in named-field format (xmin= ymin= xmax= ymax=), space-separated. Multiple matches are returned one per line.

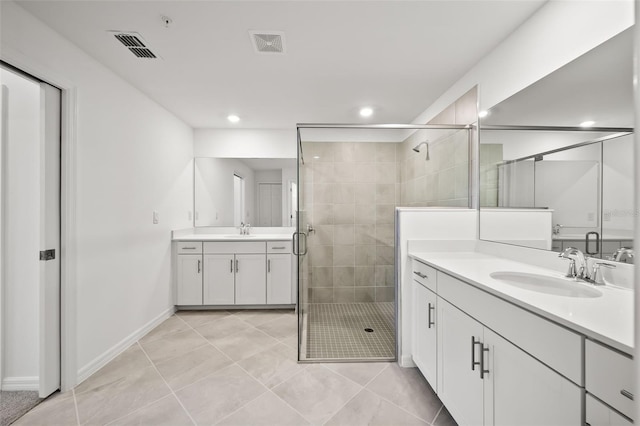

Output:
xmin=478 ymin=110 xmax=489 ymax=118
xmin=227 ymin=115 xmax=240 ymax=123
xmin=313 ymin=156 xmax=320 ymax=160
xmin=580 ymin=120 xmax=595 ymax=127
xmin=359 ymin=107 xmax=373 ymax=117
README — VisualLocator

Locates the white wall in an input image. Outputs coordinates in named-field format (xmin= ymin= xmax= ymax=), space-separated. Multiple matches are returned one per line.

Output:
xmin=1 ymin=1 xmax=194 ymax=384
xmin=413 ymin=1 xmax=635 ymax=124
xmin=195 ymin=128 xmax=296 ymax=158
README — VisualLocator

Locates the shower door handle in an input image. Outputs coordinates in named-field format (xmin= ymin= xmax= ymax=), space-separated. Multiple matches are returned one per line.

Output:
xmin=292 ymin=232 xmax=299 ymax=255
xmin=292 ymin=232 xmax=308 ymax=256
xmin=300 ymin=232 xmax=308 ymax=255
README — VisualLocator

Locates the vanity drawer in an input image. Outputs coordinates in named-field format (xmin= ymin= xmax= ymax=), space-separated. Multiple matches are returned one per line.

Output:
xmin=204 ymin=241 xmax=266 ymax=254
xmin=412 ymin=260 xmax=437 ymax=292
xmin=177 ymin=242 xmax=203 ymax=254
xmin=267 ymin=241 xmax=292 ymax=254
xmin=585 ymin=339 xmax=634 ymax=419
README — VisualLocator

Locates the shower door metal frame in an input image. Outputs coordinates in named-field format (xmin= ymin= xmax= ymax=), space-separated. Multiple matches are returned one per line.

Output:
xmin=295 ymin=123 xmax=472 ymax=363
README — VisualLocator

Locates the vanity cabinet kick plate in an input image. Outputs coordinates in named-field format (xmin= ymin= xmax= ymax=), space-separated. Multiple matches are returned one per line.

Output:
xmin=40 ymin=249 xmax=56 ymax=261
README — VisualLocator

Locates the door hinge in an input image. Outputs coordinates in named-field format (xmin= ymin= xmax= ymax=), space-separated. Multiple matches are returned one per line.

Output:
xmin=39 ymin=249 xmax=56 ymax=261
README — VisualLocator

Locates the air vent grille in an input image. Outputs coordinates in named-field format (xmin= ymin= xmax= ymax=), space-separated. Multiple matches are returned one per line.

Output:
xmin=112 ymin=32 xmax=158 ymax=59
xmin=249 ymin=31 xmax=286 ymax=54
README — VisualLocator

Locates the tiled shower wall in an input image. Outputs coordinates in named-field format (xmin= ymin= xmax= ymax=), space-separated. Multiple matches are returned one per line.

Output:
xmin=397 ymin=129 xmax=469 ymax=207
xmin=302 ymin=142 xmax=397 ymax=304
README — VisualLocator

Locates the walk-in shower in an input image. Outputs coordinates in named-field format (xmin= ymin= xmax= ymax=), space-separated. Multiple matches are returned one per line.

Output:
xmin=295 ymin=124 xmax=471 ymax=362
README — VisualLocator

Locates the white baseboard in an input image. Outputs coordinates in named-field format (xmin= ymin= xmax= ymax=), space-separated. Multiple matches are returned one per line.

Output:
xmin=2 ymin=376 xmax=39 ymax=391
xmin=399 ymin=355 xmax=416 ymax=368
xmin=76 ymin=306 xmax=175 ymax=385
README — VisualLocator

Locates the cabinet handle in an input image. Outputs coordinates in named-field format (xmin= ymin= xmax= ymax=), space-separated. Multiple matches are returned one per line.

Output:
xmin=480 ymin=345 xmax=490 ymax=379
xmin=427 ymin=303 xmax=435 ymax=328
xmin=230 ymin=259 xmax=233 ymax=273
xmin=197 ymin=259 xmax=201 ymax=273
xmin=235 ymin=259 xmax=239 ymax=273
xmin=413 ymin=271 xmax=427 ymax=279
xmin=471 ymin=337 xmax=481 ymax=371
xmin=182 ymin=246 xmax=197 ymax=250
xmin=620 ymin=389 xmax=634 ymax=400
xmin=268 ymin=259 xmax=271 ymax=273
xmin=272 ymin=246 xmax=286 ymax=250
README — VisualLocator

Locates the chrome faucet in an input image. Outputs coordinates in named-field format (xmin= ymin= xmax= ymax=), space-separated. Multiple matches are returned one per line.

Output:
xmin=610 ymin=247 xmax=634 ymax=263
xmin=558 ymin=247 xmax=588 ymax=280
xmin=552 ymin=224 xmax=563 ymax=236
xmin=239 ymin=222 xmax=251 ymax=235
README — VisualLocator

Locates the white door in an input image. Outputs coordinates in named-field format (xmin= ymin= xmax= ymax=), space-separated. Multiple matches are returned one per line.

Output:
xmin=483 ymin=328 xmax=582 ymax=426
xmin=266 ymin=253 xmax=292 ymax=304
xmin=176 ymin=255 xmax=202 ymax=305
xmin=412 ymin=281 xmax=437 ymax=389
xmin=0 ymin=66 xmax=61 ymax=397
xmin=235 ymin=254 xmax=266 ymax=304
xmin=437 ymin=298 xmax=484 ymax=426
xmin=38 ymin=82 xmax=61 ymax=398
xmin=203 ymin=254 xmax=235 ymax=305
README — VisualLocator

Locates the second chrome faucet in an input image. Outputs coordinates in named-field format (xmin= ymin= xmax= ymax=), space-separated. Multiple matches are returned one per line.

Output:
xmin=558 ymin=247 xmax=615 ymax=285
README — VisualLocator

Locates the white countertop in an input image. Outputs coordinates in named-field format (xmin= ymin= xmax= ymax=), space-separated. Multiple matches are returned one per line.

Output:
xmin=173 ymin=234 xmax=293 ymax=242
xmin=409 ymin=251 xmax=634 ymax=355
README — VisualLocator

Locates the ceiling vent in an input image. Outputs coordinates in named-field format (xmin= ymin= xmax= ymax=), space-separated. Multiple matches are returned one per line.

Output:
xmin=249 ymin=31 xmax=286 ymax=54
xmin=111 ymin=31 xmax=158 ymax=59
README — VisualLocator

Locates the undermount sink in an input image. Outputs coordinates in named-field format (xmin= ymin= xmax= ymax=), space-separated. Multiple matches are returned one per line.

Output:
xmin=489 ymin=271 xmax=602 ymax=298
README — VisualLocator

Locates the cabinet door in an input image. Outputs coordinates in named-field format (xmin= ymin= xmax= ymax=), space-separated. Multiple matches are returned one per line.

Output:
xmin=438 ymin=298 xmax=484 ymax=426
xmin=235 ymin=254 xmax=267 ymax=304
xmin=412 ymin=281 xmax=437 ymax=390
xmin=176 ymin=254 xmax=202 ymax=305
xmin=203 ymin=254 xmax=235 ymax=305
xmin=267 ymin=254 xmax=292 ymax=304
xmin=483 ymin=328 xmax=582 ymax=426
xmin=586 ymin=394 xmax=633 ymax=426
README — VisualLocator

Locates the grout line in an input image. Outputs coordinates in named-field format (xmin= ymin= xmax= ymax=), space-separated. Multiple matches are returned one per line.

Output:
xmin=135 ymin=342 xmax=198 ymax=426
xmin=72 ymin=388 xmax=81 ymax=426
xmin=431 ymin=405 xmax=444 ymax=425
xmin=262 ymin=366 xmax=318 ymax=425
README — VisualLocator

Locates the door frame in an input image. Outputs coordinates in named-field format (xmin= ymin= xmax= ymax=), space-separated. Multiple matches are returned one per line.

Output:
xmin=1 ymin=49 xmax=79 ymax=392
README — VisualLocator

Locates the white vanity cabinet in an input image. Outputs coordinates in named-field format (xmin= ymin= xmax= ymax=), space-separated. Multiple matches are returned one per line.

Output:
xmin=175 ymin=239 xmax=294 ymax=307
xmin=412 ymin=259 xmax=582 ymax=426
xmin=586 ymin=395 xmax=633 ymax=426
xmin=266 ymin=241 xmax=293 ymax=304
xmin=412 ymin=270 xmax=438 ymax=391
xmin=176 ymin=242 xmax=204 ymax=305
xmin=585 ymin=340 xmax=634 ymax=422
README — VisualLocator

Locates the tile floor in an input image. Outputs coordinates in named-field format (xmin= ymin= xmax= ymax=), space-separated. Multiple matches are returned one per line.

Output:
xmin=14 ymin=309 xmax=456 ymax=426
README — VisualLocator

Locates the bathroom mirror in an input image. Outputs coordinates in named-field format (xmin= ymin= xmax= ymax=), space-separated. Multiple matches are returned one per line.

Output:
xmin=479 ymin=28 xmax=634 ymax=261
xmin=194 ymin=157 xmax=297 ymax=228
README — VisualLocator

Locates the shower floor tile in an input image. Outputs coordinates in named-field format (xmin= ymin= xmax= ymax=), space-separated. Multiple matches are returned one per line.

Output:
xmin=305 ymin=302 xmax=395 ymax=360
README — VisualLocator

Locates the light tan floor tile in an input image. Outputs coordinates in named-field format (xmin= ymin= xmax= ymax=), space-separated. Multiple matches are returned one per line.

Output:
xmin=106 ymin=394 xmax=192 ymax=426
xmin=13 ymin=391 xmax=77 ymax=426
xmin=325 ymin=389 xmax=428 ymax=426
xmin=210 ymin=328 xmax=280 ymax=361
xmin=256 ymin=315 xmax=298 ymax=340
xmin=216 ymin=391 xmax=309 ymax=426
xmin=75 ymin=365 xmax=171 ymax=425
xmin=175 ymin=364 xmax=266 ymax=425
xmin=75 ymin=344 xmax=152 ymax=395
xmin=140 ymin=329 xmax=208 ymax=364
xmin=272 ymin=365 xmax=361 ymax=425
xmin=365 ymin=364 xmax=441 ymax=423
xmin=194 ymin=315 xmax=253 ymax=341
xmin=233 ymin=309 xmax=295 ymax=326
xmin=433 ymin=406 xmax=458 ymax=426
xmin=279 ymin=333 xmax=299 ymax=350
xmin=139 ymin=315 xmax=191 ymax=345
xmin=175 ymin=309 xmax=232 ymax=328
xmin=155 ymin=344 xmax=233 ymax=391
xmin=237 ymin=343 xmax=306 ymax=388
xmin=324 ymin=362 xmax=390 ymax=386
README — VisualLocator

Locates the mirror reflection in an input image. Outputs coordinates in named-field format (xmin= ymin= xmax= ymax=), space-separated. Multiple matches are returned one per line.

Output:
xmin=479 ymin=28 xmax=634 ymax=262
xmin=194 ymin=157 xmax=296 ymax=228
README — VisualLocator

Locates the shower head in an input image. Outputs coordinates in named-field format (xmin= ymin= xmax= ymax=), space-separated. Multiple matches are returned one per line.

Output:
xmin=412 ymin=141 xmax=430 ymax=160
